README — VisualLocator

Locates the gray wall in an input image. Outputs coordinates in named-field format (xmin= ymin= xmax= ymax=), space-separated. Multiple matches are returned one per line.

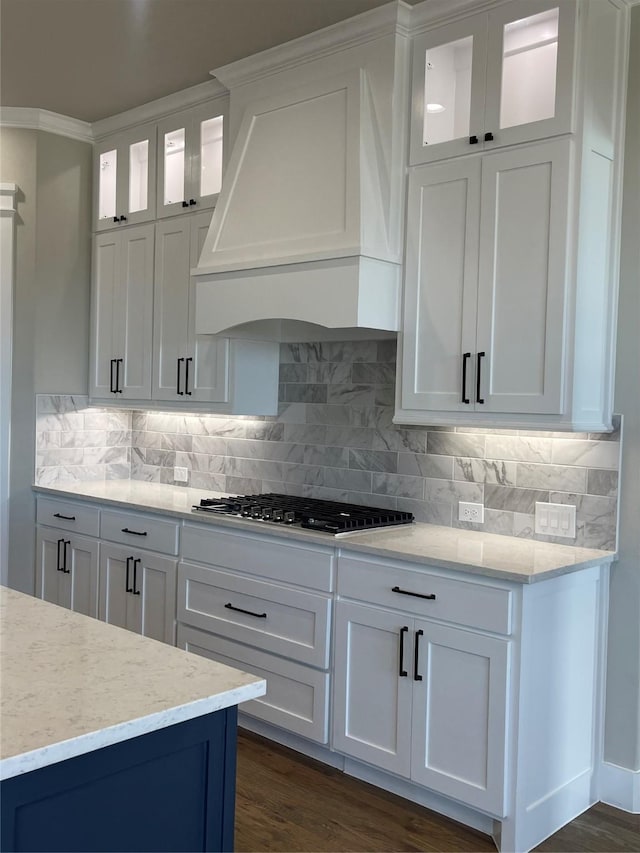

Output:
xmin=0 ymin=128 xmax=92 ymax=593
xmin=606 ymin=5 xmax=640 ymax=772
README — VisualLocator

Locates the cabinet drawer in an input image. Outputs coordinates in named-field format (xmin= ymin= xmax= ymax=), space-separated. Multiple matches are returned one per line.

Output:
xmin=182 ymin=523 xmax=334 ymax=592
xmin=100 ymin=509 xmax=179 ymax=555
xmin=37 ymin=497 xmax=100 ymax=538
xmin=338 ymin=555 xmax=512 ymax=635
xmin=178 ymin=561 xmax=331 ymax=668
xmin=177 ymin=625 xmax=329 ymax=744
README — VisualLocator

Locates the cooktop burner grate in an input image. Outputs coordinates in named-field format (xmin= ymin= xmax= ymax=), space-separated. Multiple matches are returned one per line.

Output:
xmin=192 ymin=493 xmax=414 ymax=535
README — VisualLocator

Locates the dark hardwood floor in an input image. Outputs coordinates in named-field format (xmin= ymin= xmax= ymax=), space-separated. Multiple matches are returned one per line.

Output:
xmin=235 ymin=731 xmax=640 ymax=853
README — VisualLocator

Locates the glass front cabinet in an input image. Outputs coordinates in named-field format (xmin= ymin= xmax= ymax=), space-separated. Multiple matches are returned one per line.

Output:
xmin=410 ymin=0 xmax=577 ymax=164
xmin=94 ymin=124 xmax=157 ymax=230
xmin=156 ymin=102 xmax=226 ymax=219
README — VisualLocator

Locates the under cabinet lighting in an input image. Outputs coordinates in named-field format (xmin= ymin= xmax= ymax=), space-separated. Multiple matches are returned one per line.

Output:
xmin=426 ymin=103 xmax=446 ymax=113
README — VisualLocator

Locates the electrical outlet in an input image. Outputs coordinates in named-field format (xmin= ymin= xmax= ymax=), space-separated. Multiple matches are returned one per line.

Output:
xmin=458 ymin=501 xmax=485 ymax=524
xmin=535 ymin=502 xmax=576 ymax=538
xmin=174 ymin=466 xmax=189 ymax=483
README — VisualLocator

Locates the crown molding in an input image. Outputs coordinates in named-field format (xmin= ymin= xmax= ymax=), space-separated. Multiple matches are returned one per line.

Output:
xmin=0 ymin=108 xmax=93 ymax=143
xmin=91 ymin=79 xmax=227 ymax=140
xmin=409 ymin=0 xmax=509 ymax=32
xmin=211 ymin=0 xmax=413 ymax=90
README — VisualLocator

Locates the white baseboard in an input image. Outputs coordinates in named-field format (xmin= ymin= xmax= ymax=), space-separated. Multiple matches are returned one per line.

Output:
xmin=600 ymin=761 xmax=640 ymax=812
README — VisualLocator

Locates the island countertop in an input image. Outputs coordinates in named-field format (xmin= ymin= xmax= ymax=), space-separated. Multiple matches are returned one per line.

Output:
xmin=33 ymin=481 xmax=616 ymax=583
xmin=0 ymin=587 xmax=266 ymax=781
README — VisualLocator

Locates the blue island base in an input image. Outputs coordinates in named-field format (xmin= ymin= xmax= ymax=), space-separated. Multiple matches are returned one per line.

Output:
xmin=1 ymin=706 xmax=238 ymax=853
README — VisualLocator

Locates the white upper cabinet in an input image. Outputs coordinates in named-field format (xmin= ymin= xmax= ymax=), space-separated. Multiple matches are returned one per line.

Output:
xmin=94 ymin=124 xmax=157 ymax=230
xmin=401 ymin=139 xmax=570 ymax=418
xmin=153 ymin=212 xmax=228 ymax=403
xmin=90 ymin=224 xmax=155 ymax=401
xmin=410 ymin=0 xmax=577 ymax=165
xmin=156 ymin=101 xmax=226 ymax=219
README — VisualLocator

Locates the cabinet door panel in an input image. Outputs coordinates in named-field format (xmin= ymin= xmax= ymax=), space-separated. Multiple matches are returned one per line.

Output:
xmin=138 ymin=553 xmax=177 ymax=645
xmin=411 ymin=621 xmax=509 ymax=815
xmin=187 ymin=212 xmax=229 ymax=402
xmin=67 ymin=535 xmax=99 ymax=618
xmin=153 ymin=219 xmax=191 ymax=401
xmin=476 ymin=140 xmax=570 ymax=413
xmin=99 ymin=545 xmax=134 ymax=632
xmin=333 ymin=602 xmax=412 ymax=777
xmin=410 ymin=14 xmax=489 ymax=165
xmin=484 ymin=0 xmax=576 ymax=149
xmin=118 ymin=225 xmax=155 ymax=400
xmin=36 ymin=528 xmax=64 ymax=607
xmin=90 ymin=233 xmax=119 ymax=398
xmin=401 ymin=160 xmax=480 ymax=412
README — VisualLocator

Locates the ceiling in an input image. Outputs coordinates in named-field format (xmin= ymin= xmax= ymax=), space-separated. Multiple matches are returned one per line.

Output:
xmin=0 ymin=0 xmax=416 ymax=124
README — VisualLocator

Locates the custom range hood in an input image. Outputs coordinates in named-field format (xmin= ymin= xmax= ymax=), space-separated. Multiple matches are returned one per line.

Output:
xmin=193 ymin=2 xmax=410 ymax=341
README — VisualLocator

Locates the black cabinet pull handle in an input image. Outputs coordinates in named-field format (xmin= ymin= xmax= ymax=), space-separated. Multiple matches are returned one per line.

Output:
xmin=62 ymin=540 xmax=71 ymax=574
xmin=126 ymin=556 xmax=133 ymax=592
xmin=462 ymin=352 xmax=471 ymax=404
xmin=132 ymin=558 xmax=141 ymax=595
xmin=56 ymin=538 xmax=64 ymax=571
xmin=469 ymin=135 xmax=479 ymax=144
xmin=399 ymin=626 xmax=409 ymax=677
xmin=476 ymin=351 xmax=485 ymax=404
xmin=181 ymin=200 xmax=189 ymax=208
xmin=120 ymin=215 xmax=127 ymax=222
xmin=113 ymin=216 xmax=119 ymax=223
xmin=121 ymin=527 xmax=147 ymax=536
xmin=54 ymin=513 xmax=76 ymax=521
xmin=177 ymin=358 xmax=184 ymax=395
xmin=185 ymin=357 xmax=192 ymax=395
xmin=414 ymin=629 xmax=424 ymax=681
xmin=484 ymin=131 xmax=494 ymax=141
xmin=391 ymin=585 xmax=436 ymax=601
xmin=189 ymin=199 xmax=197 ymax=206
xmin=110 ymin=358 xmax=116 ymax=393
xmin=115 ymin=358 xmax=123 ymax=393
xmin=224 ymin=602 xmax=267 ymax=619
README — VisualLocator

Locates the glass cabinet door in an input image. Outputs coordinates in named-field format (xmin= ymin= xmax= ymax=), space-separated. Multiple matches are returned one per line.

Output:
xmin=410 ymin=14 xmax=489 ymax=165
xmin=157 ymin=102 xmax=226 ymax=219
xmin=484 ymin=0 xmax=576 ymax=148
xmin=94 ymin=125 xmax=157 ymax=231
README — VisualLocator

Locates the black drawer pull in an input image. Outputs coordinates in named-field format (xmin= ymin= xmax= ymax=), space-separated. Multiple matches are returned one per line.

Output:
xmin=224 ymin=602 xmax=267 ymax=619
xmin=391 ymin=586 xmax=436 ymax=601
xmin=399 ymin=626 xmax=409 ymax=677
xmin=414 ymin=629 xmax=424 ymax=681
xmin=476 ymin=351 xmax=485 ymax=404
xmin=126 ymin=556 xmax=133 ymax=592
xmin=53 ymin=513 xmax=76 ymax=521
xmin=469 ymin=134 xmax=479 ymax=144
xmin=121 ymin=527 xmax=148 ymax=536
xmin=461 ymin=352 xmax=471 ymax=404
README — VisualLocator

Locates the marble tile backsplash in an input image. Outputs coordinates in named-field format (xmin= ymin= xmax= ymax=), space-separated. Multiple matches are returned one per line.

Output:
xmin=35 ymin=395 xmax=131 ymax=485
xmin=35 ymin=341 xmax=621 ymax=549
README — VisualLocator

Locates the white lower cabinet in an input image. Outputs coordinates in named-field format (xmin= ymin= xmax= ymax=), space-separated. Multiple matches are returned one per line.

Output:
xmin=99 ymin=544 xmax=177 ymax=645
xmin=35 ymin=527 xmax=99 ymax=618
xmin=333 ymin=600 xmax=509 ymax=815
xmin=176 ymin=523 xmax=334 ymax=743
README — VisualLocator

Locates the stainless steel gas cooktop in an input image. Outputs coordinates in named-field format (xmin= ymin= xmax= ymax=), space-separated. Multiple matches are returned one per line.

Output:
xmin=192 ymin=493 xmax=414 ymax=536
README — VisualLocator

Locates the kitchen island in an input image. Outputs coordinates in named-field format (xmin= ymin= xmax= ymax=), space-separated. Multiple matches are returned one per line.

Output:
xmin=0 ymin=587 xmax=266 ymax=852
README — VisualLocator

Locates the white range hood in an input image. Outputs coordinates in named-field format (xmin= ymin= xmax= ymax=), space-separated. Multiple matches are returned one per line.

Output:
xmin=193 ymin=3 xmax=410 ymax=341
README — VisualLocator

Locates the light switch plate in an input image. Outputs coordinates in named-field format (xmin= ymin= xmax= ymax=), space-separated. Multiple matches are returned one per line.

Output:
xmin=535 ymin=502 xmax=576 ymax=538
xmin=174 ymin=466 xmax=189 ymax=483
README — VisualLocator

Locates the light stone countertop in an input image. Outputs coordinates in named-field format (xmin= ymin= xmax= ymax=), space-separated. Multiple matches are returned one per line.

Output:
xmin=0 ymin=587 xmax=266 ymax=780
xmin=33 ymin=481 xmax=616 ymax=583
